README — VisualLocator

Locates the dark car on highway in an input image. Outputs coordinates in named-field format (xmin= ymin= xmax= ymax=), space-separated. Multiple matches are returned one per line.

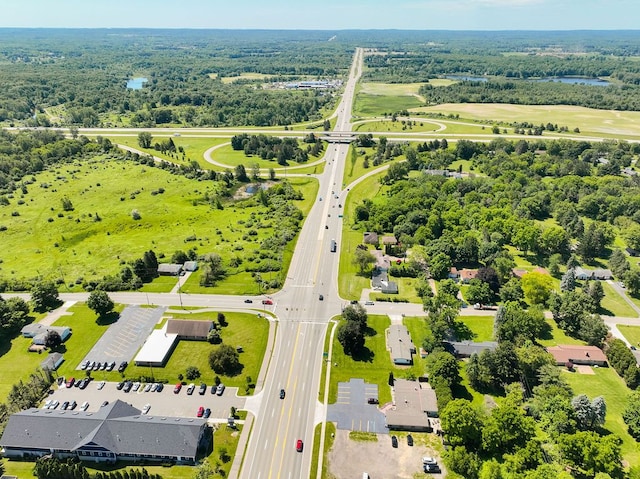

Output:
xmin=280 ymin=389 xmax=286 ymax=399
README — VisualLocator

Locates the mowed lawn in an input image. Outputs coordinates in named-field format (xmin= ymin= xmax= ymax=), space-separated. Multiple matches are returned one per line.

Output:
xmin=563 ymin=367 xmax=639 ymax=467
xmin=618 ymin=325 xmax=640 ymax=347
xmin=121 ymin=311 xmax=269 ymax=393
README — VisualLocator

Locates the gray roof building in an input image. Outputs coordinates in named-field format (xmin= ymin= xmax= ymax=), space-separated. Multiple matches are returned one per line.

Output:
xmin=157 ymin=263 xmax=183 ymax=276
xmin=183 ymin=261 xmax=198 ymax=272
xmin=385 ymin=379 xmax=439 ymax=431
xmin=387 ymin=325 xmax=416 ymax=365
xmin=40 ymin=352 xmax=64 ymax=371
xmin=21 ymin=324 xmax=72 ymax=345
xmin=444 ymin=341 xmax=498 ymax=358
xmin=0 ymin=400 xmax=207 ymax=464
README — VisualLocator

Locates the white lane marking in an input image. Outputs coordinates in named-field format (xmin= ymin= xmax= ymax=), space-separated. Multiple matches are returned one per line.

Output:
xmin=264 ymin=440 xmax=269 ymax=450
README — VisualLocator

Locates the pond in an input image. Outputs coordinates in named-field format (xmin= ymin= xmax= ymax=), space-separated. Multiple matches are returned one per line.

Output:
xmin=535 ymin=76 xmax=611 ymax=86
xmin=126 ymin=77 xmax=148 ymax=90
xmin=445 ymin=75 xmax=488 ymax=82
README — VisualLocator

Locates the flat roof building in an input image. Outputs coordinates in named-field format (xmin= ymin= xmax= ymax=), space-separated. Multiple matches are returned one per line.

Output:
xmin=166 ymin=319 xmax=213 ymax=340
xmin=387 ymin=325 xmax=416 ymax=365
xmin=134 ymin=329 xmax=178 ymax=367
xmin=385 ymin=379 xmax=439 ymax=431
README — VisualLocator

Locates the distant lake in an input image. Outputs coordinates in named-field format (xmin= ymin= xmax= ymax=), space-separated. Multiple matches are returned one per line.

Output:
xmin=445 ymin=75 xmax=488 ymax=82
xmin=126 ymin=77 xmax=148 ymax=90
xmin=535 ymin=77 xmax=611 ymax=86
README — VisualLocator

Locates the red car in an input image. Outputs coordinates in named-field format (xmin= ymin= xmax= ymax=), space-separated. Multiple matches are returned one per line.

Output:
xmin=296 ymin=439 xmax=303 ymax=452
xmin=262 ymin=299 xmax=273 ymax=305
xmin=65 ymin=377 xmax=75 ymax=388
xmin=174 ymin=382 xmax=182 ymax=394
xmin=197 ymin=406 xmax=204 ymax=417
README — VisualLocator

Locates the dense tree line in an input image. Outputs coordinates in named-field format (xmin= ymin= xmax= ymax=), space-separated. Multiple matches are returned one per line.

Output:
xmin=231 ymin=134 xmax=317 ymax=165
xmin=419 ymin=78 xmax=640 ymax=112
xmin=33 ymin=457 xmax=163 ymax=479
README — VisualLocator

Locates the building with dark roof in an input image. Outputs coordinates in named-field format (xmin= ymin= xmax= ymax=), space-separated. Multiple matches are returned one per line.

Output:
xmin=40 ymin=352 xmax=64 ymax=371
xmin=166 ymin=319 xmax=213 ymax=340
xmin=157 ymin=263 xmax=183 ymax=276
xmin=443 ymin=341 xmax=498 ymax=358
xmin=0 ymin=400 xmax=208 ymax=464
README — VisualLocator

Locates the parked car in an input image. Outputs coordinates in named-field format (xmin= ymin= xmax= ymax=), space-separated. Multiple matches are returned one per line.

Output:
xmin=43 ymin=399 xmax=52 ymax=409
xmin=97 ymin=381 xmax=105 ymax=390
xmin=424 ymin=464 xmax=441 ymax=474
xmin=65 ymin=377 xmax=75 ymax=388
xmin=280 ymin=389 xmax=286 ymax=399
xmin=79 ymin=401 xmax=89 ymax=411
xmin=49 ymin=400 xmax=59 ymax=409
xmin=69 ymin=400 xmax=77 ymax=410
xmin=203 ymin=408 xmax=211 ymax=418
xmin=142 ymin=404 xmax=151 ymax=415
xmin=89 ymin=361 xmax=97 ymax=370
xmin=144 ymin=383 xmax=152 ymax=392
xmin=118 ymin=361 xmax=128 ymax=373
xmin=319 ymin=294 xmax=324 ymax=300
xmin=61 ymin=401 xmax=70 ymax=410
xmin=80 ymin=360 xmax=90 ymax=370
xmin=216 ymin=383 xmax=225 ymax=396
xmin=407 ymin=434 xmax=413 ymax=446
xmin=123 ymin=381 xmax=133 ymax=393
xmin=199 ymin=383 xmax=207 ymax=395
xmin=211 ymin=384 xmax=218 ymax=394
xmin=150 ymin=383 xmax=158 ymax=392
xmin=174 ymin=383 xmax=182 ymax=394
xmin=391 ymin=435 xmax=398 ymax=448
xmin=78 ymin=378 xmax=89 ymax=389
xmin=116 ymin=381 xmax=125 ymax=390
xmin=101 ymin=401 xmax=109 ymax=407
xmin=106 ymin=361 xmax=116 ymax=371
xmin=187 ymin=383 xmax=195 ymax=395
xmin=422 ymin=457 xmax=437 ymax=465
xmin=95 ymin=362 xmax=102 ymax=371
xmin=156 ymin=383 xmax=164 ymax=392
xmin=367 ymin=397 xmax=379 ymax=404
xmin=365 ymin=301 xmax=374 ymax=306
xmin=132 ymin=382 xmax=141 ymax=392
xmin=99 ymin=362 xmax=107 ymax=370
xmin=296 ymin=439 xmax=303 ymax=452
xmin=197 ymin=406 xmax=204 ymax=417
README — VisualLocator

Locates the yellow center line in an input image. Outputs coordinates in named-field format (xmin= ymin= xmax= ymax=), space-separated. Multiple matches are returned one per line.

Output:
xmin=269 ymin=322 xmax=302 ymax=479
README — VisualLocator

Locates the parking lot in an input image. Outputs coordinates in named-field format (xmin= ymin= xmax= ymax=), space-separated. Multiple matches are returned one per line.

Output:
xmin=327 ymin=379 xmax=387 ymax=433
xmin=76 ymin=305 xmax=165 ymax=370
xmin=46 ymin=380 xmax=246 ymax=421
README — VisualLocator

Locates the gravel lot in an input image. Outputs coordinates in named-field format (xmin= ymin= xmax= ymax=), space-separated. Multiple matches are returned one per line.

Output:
xmin=327 ymin=429 xmax=444 ymax=479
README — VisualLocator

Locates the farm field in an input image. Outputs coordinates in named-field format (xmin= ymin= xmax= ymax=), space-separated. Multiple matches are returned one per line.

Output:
xmin=0 ymin=156 xmax=316 ymax=291
xmin=411 ymin=103 xmax=640 ymax=140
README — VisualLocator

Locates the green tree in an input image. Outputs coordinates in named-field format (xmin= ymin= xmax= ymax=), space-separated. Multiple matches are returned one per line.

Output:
xmin=499 ymin=277 xmax=525 ymax=304
xmin=87 ymin=290 xmax=114 ymax=317
xmin=337 ymin=319 xmax=364 ymax=355
xmin=521 ymin=272 xmax=553 ymax=305
xmin=0 ymin=296 xmax=30 ymax=338
xmin=61 ymin=196 xmax=74 ymax=211
xmin=557 ymin=431 xmax=623 ymax=479
xmin=426 ymin=351 xmax=460 ymax=387
xmin=625 ymin=268 xmax=640 ymax=297
xmin=185 ymin=366 xmax=201 ymax=380
xmin=440 ymin=399 xmax=484 ymax=450
xmin=44 ymin=330 xmax=62 ymax=350
xmin=495 ymin=303 xmax=546 ymax=344
xmin=428 ymin=252 xmax=452 ymax=280
xmin=31 ymin=281 xmax=61 ymax=313
xmin=234 ymin=164 xmax=248 ymax=182
xmin=560 ymin=268 xmax=576 ymax=292
xmin=137 ymin=132 xmax=153 ymax=149
xmin=208 ymin=344 xmax=242 ymax=375
xmin=466 ymin=279 xmax=494 ymax=306
xmin=623 ymin=390 xmax=640 ymax=440
xmin=200 ymin=253 xmax=226 ymax=287
xmin=482 ymin=388 xmax=536 ymax=454
xmin=445 ymin=446 xmax=481 ymax=479
xmin=352 ymin=247 xmax=376 ymax=275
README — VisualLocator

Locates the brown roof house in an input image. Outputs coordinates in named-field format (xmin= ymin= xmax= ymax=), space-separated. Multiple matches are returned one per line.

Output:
xmin=385 ymin=379 xmax=439 ymax=432
xmin=459 ymin=268 xmax=478 ymax=283
xmin=547 ymin=344 xmax=608 ymax=367
xmin=166 ymin=319 xmax=214 ymax=340
xmin=363 ymin=232 xmax=379 ymax=245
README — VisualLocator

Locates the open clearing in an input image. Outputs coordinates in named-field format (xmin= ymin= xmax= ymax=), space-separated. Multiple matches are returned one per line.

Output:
xmin=412 ymin=103 xmax=640 ymax=139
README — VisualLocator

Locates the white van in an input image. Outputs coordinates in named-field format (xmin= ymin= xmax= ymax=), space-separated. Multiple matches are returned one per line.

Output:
xmin=362 ymin=474 xmax=370 ymax=479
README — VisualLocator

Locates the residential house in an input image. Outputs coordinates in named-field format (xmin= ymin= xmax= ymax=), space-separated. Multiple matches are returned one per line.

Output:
xmin=40 ymin=352 xmax=64 ymax=371
xmin=443 ymin=341 xmax=498 ymax=359
xmin=574 ymin=267 xmax=613 ymax=281
xmin=183 ymin=261 xmax=198 ymax=272
xmin=363 ymin=232 xmax=379 ymax=245
xmin=386 ymin=325 xmax=416 ymax=365
xmin=21 ymin=324 xmax=71 ymax=346
xmin=0 ymin=400 xmax=208 ymax=464
xmin=157 ymin=263 xmax=183 ymax=276
xmin=459 ymin=268 xmax=478 ymax=283
xmin=546 ymin=344 xmax=608 ymax=367
xmin=448 ymin=267 xmax=460 ymax=280
xmin=371 ymin=268 xmax=399 ymax=294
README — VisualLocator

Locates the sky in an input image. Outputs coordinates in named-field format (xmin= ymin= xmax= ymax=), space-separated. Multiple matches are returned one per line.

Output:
xmin=3 ymin=0 xmax=640 ymax=30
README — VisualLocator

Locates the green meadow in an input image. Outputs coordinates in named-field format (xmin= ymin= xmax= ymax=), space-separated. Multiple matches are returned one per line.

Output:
xmin=0 ymin=156 xmax=317 ymax=290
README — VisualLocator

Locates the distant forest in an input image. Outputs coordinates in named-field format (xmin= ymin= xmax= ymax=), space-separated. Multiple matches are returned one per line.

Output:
xmin=3 ymin=29 xmax=640 ymax=126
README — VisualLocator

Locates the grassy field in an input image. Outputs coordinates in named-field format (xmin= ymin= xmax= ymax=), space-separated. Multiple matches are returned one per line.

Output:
xmin=458 ymin=315 xmax=495 ymax=342
xmin=410 ymin=103 xmax=640 ymax=141
xmin=353 ymin=82 xmax=425 ymax=117
xmin=564 ymin=367 xmax=639 ymax=467
xmin=0 ymin=157 xmax=316 ymax=292
xmin=618 ymin=325 xmax=640 ymax=347
xmin=352 ymin=118 xmax=442 ymax=133
xmin=311 ymin=421 xmax=336 ymax=479
xmin=600 ymin=281 xmax=638 ymax=317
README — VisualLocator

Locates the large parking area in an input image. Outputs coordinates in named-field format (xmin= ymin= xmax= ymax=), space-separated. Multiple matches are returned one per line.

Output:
xmin=46 ymin=380 xmax=246 ymax=421
xmin=327 ymin=379 xmax=387 ymax=433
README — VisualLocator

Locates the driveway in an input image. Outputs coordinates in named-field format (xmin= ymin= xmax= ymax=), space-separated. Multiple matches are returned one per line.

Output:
xmin=76 ymin=305 xmax=166 ymax=370
xmin=327 ymin=379 xmax=387 ymax=434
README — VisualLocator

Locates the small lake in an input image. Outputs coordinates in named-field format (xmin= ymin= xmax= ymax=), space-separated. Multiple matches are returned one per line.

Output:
xmin=126 ymin=77 xmax=148 ymax=90
xmin=535 ymin=76 xmax=610 ymax=86
xmin=445 ymin=75 xmax=488 ymax=82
